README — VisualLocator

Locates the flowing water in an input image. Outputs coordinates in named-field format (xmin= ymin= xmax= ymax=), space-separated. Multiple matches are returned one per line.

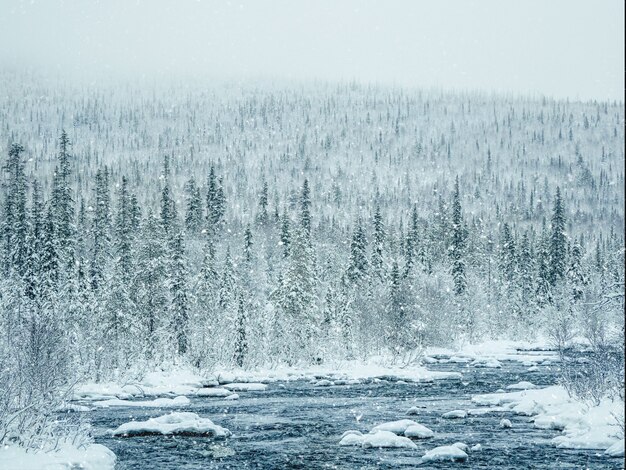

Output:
xmin=86 ymin=352 xmax=623 ymax=469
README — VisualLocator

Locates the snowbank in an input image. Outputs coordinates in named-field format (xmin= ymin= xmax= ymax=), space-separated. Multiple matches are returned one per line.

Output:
xmin=605 ymin=439 xmax=624 ymax=457
xmin=426 ymin=339 xmax=558 ymax=365
xmin=421 ymin=444 xmax=468 ymax=462
xmin=76 ymin=359 xmax=461 ymax=404
xmin=213 ymin=359 xmax=461 ymax=385
xmin=472 ymin=385 xmax=624 ymax=453
xmin=110 ymin=412 xmax=230 ymax=437
xmin=92 ymin=396 xmax=190 ymax=408
xmin=0 ymin=444 xmax=115 ymax=470
xmin=75 ymin=367 xmax=210 ymax=401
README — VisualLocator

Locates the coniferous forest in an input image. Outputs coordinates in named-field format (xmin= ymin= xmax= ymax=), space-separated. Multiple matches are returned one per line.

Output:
xmin=0 ymin=72 xmax=624 ymax=465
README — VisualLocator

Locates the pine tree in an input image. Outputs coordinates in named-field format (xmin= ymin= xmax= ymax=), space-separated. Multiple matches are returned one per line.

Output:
xmin=499 ymin=222 xmax=517 ymax=289
xmin=257 ymin=180 xmax=269 ymax=225
xmin=280 ymin=207 xmax=291 ymax=257
xmin=219 ymin=247 xmax=236 ymax=309
xmin=2 ymin=143 xmax=28 ymax=275
xmin=52 ymin=130 xmax=75 ymax=268
xmin=234 ymin=293 xmax=248 ymax=368
xmin=347 ymin=216 xmax=368 ymax=283
xmin=450 ymin=177 xmax=467 ymax=295
xmin=115 ymin=176 xmax=133 ymax=279
xmin=244 ymin=224 xmax=253 ymax=263
xmin=90 ymin=167 xmax=112 ymax=290
xmin=299 ymin=178 xmax=312 ymax=238
xmin=371 ymin=204 xmax=385 ymax=280
xmin=170 ymin=231 xmax=189 ymax=355
xmin=404 ymin=205 xmax=419 ymax=276
xmin=184 ymin=177 xmax=203 ymax=233
xmin=549 ymin=186 xmax=567 ymax=286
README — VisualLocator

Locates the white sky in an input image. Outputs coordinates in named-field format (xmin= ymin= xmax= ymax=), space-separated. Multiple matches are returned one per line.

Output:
xmin=1 ymin=0 xmax=623 ymax=100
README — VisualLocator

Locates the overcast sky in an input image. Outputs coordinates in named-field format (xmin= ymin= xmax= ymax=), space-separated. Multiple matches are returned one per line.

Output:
xmin=1 ymin=0 xmax=623 ymax=100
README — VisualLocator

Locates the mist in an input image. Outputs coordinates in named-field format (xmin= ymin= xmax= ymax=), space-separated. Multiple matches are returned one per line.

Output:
xmin=1 ymin=0 xmax=623 ymax=101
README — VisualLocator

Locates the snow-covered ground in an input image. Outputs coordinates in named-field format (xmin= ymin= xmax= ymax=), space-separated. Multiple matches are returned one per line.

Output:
xmin=472 ymin=385 xmax=624 ymax=454
xmin=0 ymin=444 xmax=116 ymax=470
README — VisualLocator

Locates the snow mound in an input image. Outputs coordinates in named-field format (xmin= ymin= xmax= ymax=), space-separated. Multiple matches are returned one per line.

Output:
xmin=363 ymin=431 xmax=417 ymax=449
xmin=110 ymin=412 xmax=230 ymax=437
xmin=313 ymin=379 xmax=334 ymax=387
xmin=406 ymin=406 xmax=422 ymax=415
xmin=500 ymin=418 xmax=512 ymax=428
xmin=452 ymin=442 xmax=469 ymax=452
xmin=506 ymin=381 xmax=537 ymax=390
xmin=196 ymin=388 xmax=232 ymax=397
xmin=222 ymin=383 xmax=267 ymax=392
xmin=0 ymin=443 xmax=116 ymax=470
xmin=93 ymin=396 xmax=190 ymax=408
xmin=404 ymin=423 xmax=434 ymax=439
xmin=605 ymin=439 xmax=624 ymax=457
xmin=338 ymin=432 xmax=365 ymax=446
xmin=421 ymin=444 xmax=468 ymax=462
xmin=471 ymin=358 xmax=502 ymax=368
xmin=371 ymin=419 xmax=418 ymax=434
xmin=339 ymin=429 xmax=417 ymax=449
xmin=442 ymin=409 xmax=467 ymax=419
xmin=225 ymin=393 xmax=239 ymax=400
xmin=340 ymin=430 xmax=363 ymax=439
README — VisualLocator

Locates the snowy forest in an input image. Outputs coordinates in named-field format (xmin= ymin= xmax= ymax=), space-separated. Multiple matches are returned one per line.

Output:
xmin=0 ymin=70 xmax=624 ymax=466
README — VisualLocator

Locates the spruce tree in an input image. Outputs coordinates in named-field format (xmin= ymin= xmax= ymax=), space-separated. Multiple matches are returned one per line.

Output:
xmin=450 ymin=177 xmax=467 ymax=295
xmin=549 ymin=186 xmax=567 ymax=286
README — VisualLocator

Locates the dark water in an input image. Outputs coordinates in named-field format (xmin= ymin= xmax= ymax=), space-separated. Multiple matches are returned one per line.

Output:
xmin=87 ymin=353 xmax=624 ymax=469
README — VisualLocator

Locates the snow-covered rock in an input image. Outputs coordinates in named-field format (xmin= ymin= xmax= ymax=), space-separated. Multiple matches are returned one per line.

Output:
xmin=333 ymin=378 xmax=360 ymax=385
xmin=313 ymin=379 xmax=334 ymax=387
xmin=404 ymin=424 xmax=434 ymax=439
xmin=371 ymin=419 xmax=418 ymax=434
xmin=340 ymin=430 xmax=363 ymax=439
xmin=442 ymin=409 xmax=467 ymax=419
xmin=421 ymin=445 xmax=468 ymax=462
xmin=339 ymin=429 xmax=417 ymax=449
xmin=92 ymin=396 xmax=190 ymax=408
xmin=506 ymin=381 xmax=537 ymax=390
xmin=449 ymin=356 xmax=472 ymax=363
xmin=338 ymin=432 xmax=366 ymax=446
xmin=471 ymin=358 xmax=502 ymax=368
xmin=110 ymin=412 xmax=230 ymax=437
xmin=222 ymin=383 xmax=267 ymax=392
xmin=500 ymin=418 xmax=512 ymax=428
xmin=195 ymin=388 xmax=232 ymax=397
xmin=363 ymin=431 xmax=417 ymax=449
xmin=605 ymin=439 xmax=625 ymax=457
xmin=406 ymin=406 xmax=422 ymax=415
xmin=451 ymin=442 xmax=469 ymax=452
xmin=0 ymin=444 xmax=116 ymax=470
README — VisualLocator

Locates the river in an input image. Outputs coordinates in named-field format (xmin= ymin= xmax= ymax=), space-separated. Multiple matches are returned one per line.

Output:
xmin=87 ymin=350 xmax=622 ymax=469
